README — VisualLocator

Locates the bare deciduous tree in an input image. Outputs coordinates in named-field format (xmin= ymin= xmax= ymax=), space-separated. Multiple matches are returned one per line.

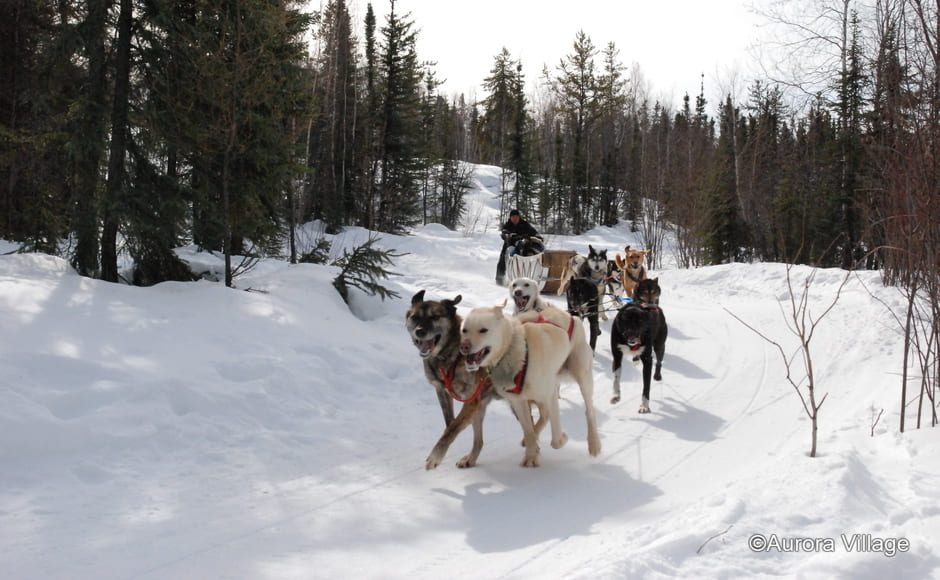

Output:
xmin=727 ymin=263 xmax=851 ymax=457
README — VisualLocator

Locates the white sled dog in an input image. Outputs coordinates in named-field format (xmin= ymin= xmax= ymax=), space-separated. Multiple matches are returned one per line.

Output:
xmin=460 ymin=302 xmax=601 ymax=467
xmin=509 ymin=275 xmax=594 ymax=354
xmin=508 ymin=277 xmax=550 ymax=314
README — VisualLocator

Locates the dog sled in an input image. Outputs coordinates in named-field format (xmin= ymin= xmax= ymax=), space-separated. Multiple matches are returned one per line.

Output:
xmin=505 ymin=248 xmax=577 ymax=294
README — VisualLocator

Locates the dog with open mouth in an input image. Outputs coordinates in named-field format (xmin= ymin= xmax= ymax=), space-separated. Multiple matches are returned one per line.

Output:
xmin=510 ymin=274 xmax=597 ymax=353
xmin=460 ymin=302 xmax=601 ymax=467
xmin=508 ymin=276 xmax=550 ymax=314
xmin=610 ymin=300 xmax=667 ymax=412
xmin=406 ymin=290 xmax=498 ymax=469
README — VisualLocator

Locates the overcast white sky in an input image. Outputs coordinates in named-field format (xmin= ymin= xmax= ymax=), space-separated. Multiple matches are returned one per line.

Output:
xmin=351 ymin=0 xmax=764 ymax=108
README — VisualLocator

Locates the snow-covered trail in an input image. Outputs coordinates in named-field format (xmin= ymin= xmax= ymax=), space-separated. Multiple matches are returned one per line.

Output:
xmin=4 ymin=164 xmax=938 ymax=580
xmin=252 ymin=226 xmax=807 ymax=580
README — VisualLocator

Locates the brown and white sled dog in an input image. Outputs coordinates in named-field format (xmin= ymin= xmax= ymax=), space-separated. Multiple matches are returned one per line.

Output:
xmin=460 ymin=303 xmax=601 ymax=467
xmin=406 ymin=290 xmax=497 ymax=470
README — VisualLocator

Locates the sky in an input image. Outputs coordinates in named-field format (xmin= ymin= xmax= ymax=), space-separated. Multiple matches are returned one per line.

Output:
xmin=3 ymin=163 xmax=939 ymax=578
xmin=359 ymin=0 xmax=764 ymax=107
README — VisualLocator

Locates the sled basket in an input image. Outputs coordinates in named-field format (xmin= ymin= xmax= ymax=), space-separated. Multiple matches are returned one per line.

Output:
xmin=505 ymin=252 xmax=547 ymax=290
xmin=540 ymin=250 xmax=577 ymax=294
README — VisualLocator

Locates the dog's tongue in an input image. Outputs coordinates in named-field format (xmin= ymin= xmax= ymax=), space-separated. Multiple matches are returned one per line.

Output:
xmin=465 ymin=347 xmax=489 ymax=369
xmin=514 ymin=294 xmax=529 ymax=311
xmin=416 ymin=338 xmax=436 ymax=356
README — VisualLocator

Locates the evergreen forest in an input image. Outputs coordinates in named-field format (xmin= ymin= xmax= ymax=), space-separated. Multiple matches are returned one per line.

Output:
xmin=1 ymin=0 xmax=937 ymax=294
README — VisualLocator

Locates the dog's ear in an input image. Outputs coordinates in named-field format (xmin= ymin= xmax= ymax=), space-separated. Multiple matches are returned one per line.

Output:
xmin=641 ymin=249 xmax=651 ymax=255
xmin=615 ymin=255 xmax=626 ymax=269
xmin=493 ymin=299 xmax=508 ymax=313
xmin=411 ymin=289 xmax=426 ymax=306
xmin=652 ymin=277 xmax=659 ymax=283
xmin=624 ymin=245 xmax=631 ymax=252
xmin=442 ymin=295 xmax=462 ymax=314
xmin=588 ymin=244 xmax=595 ymax=254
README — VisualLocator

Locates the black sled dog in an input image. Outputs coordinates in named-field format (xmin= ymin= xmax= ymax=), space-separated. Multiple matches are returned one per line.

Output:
xmin=632 ymin=277 xmax=662 ymax=305
xmin=610 ymin=301 xmax=667 ymax=412
xmin=406 ymin=290 xmax=497 ymax=469
xmin=566 ymin=277 xmax=601 ymax=351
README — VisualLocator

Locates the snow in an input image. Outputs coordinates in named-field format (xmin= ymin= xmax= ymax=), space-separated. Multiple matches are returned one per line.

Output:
xmin=2 ymin=163 xmax=939 ymax=579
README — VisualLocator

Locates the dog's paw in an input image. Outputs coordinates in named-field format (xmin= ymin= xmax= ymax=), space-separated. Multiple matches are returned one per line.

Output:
xmin=638 ymin=406 xmax=650 ymax=414
xmin=610 ymin=394 xmax=621 ymax=404
xmin=425 ymin=453 xmax=443 ymax=470
xmin=456 ymin=454 xmax=477 ymax=468
xmin=520 ymin=455 xmax=540 ymax=467
xmin=588 ymin=435 xmax=602 ymax=457
xmin=654 ymin=371 xmax=662 ymax=381
xmin=551 ymin=432 xmax=568 ymax=449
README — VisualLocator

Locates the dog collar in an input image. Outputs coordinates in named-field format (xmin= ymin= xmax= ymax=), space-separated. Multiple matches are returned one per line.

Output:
xmin=626 ymin=267 xmax=646 ymax=283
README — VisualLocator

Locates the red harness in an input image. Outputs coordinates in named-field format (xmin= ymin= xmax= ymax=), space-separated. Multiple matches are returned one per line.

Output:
xmin=506 ymin=314 xmax=576 ymax=395
xmin=439 ymin=361 xmax=488 ymax=403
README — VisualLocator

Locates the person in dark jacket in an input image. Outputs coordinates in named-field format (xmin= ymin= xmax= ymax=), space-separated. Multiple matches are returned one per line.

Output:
xmin=495 ymin=209 xmax=543 ymax=285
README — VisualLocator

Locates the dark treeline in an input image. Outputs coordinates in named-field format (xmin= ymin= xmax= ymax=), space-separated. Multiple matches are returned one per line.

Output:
xmin=1 ymin=0 xmax=936 ymax=289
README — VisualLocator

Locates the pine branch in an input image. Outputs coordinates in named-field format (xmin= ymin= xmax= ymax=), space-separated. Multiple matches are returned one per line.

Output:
xmin=331 ymin=235 xmax=406 ymax=304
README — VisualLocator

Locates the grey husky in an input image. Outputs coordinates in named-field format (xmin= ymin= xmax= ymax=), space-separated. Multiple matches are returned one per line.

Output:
xmin=406 ymin=290 xmax=496 ymax=469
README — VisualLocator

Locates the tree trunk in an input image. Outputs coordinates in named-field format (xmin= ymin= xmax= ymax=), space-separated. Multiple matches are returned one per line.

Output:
xmin=70 ymin=0 xmax=110 ymax=277
xmin=101 ymin=0 xmax=133 ymax=283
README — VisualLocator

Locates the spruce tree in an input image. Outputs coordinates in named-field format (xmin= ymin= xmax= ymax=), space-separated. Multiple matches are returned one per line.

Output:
xmin=373 ymin=0 xmax=423 ymax=234
xmin=481 ymin=49 xmax=533 ymax=216
xmin=0 ymin=0 xmax=71 ymax=253
xmin=481 ymin=48 xmax=518 ymax=168
xmin=595 ymin=42 xmax=627 ymax=227
xmin=704 ymin=96 xmax=747 ymax=264
xmin=308 ymin=0 xmax=360 ymax=233
xmin=554 ymin=30 xmax=599 ymax=234
xmin=154 ymin=0 xmax=312 ymax=286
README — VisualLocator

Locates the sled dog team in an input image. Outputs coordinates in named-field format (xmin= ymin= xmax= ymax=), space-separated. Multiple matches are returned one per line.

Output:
xmin=407 ymin=245 xmax=668 ymax=469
